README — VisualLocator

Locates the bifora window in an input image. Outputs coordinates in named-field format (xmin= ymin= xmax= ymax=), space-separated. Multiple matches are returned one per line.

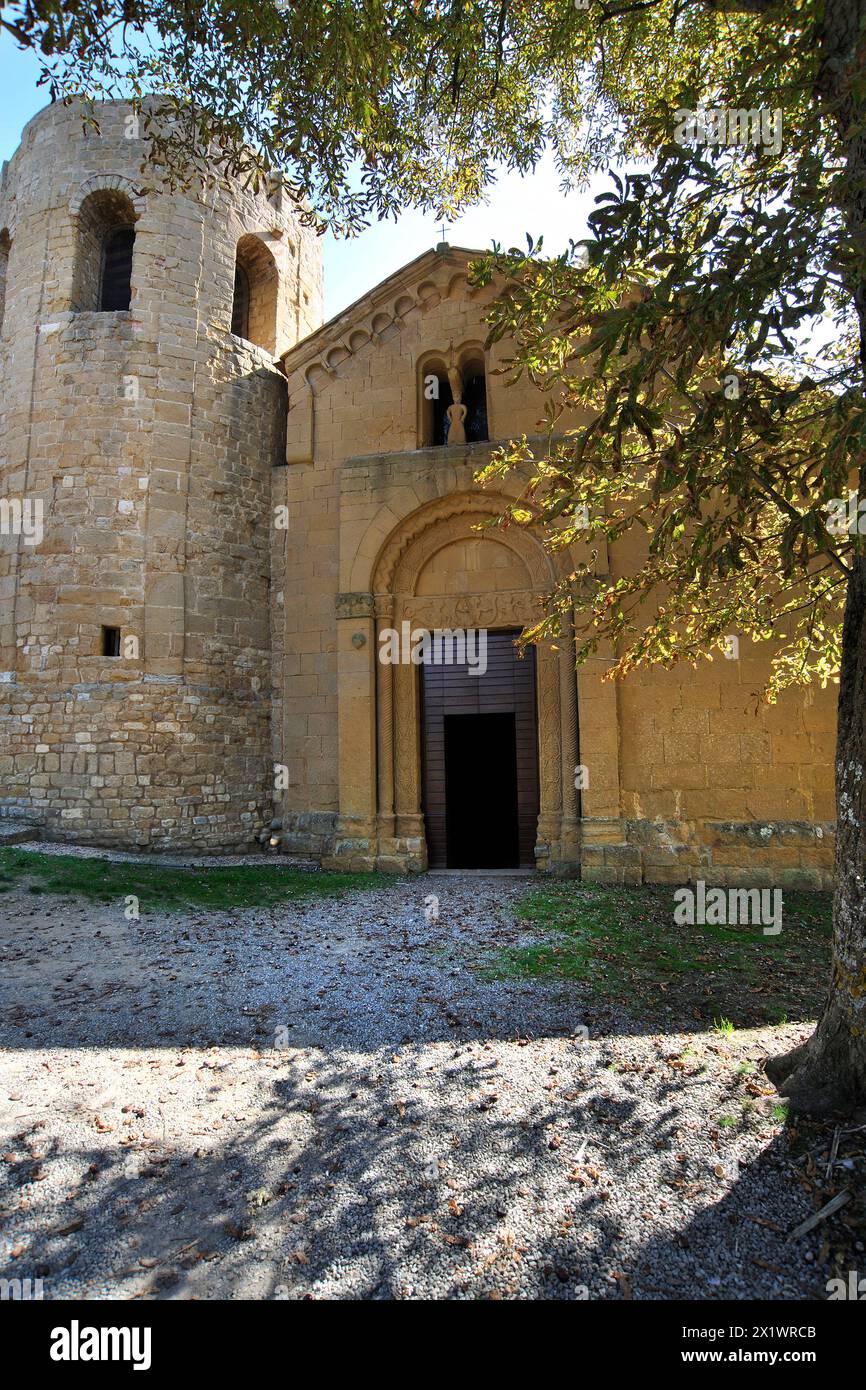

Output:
xmin=419 ymin=347 xmax=489 ymax=447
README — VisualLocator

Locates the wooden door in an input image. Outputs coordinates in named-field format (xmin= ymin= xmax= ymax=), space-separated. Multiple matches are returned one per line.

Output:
xmin=420 ymin=631 xmax=539 ymax=868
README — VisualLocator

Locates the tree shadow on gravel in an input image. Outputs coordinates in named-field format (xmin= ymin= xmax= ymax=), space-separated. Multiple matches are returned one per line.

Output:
xmin=0 ymin=875 xmax=851 ymax=1301
xmin=0 ymin=1040 xmax=846 ymax=1302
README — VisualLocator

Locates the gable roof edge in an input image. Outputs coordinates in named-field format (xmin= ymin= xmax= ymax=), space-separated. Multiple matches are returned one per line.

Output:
xmin=279 ymin=243 xmax=488 ymax=379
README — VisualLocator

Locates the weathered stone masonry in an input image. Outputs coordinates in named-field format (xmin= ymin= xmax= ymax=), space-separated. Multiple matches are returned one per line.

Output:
xmin=0 ymin=101 xmax=322 ymax=848
xmin=0 ymin=101 xmax=838 ymax=882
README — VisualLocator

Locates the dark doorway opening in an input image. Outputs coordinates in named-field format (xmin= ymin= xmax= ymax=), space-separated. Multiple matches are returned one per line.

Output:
xmin=421 ymin=630 xmax=539 ymax=869
xmin=444 ymin=713 xmax=519 ymax=869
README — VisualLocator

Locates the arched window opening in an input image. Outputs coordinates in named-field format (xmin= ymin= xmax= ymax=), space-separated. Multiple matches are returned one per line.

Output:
xmin=0 ymin=228 xmax=10 ymax=336
xmin=231 ymin=261 xmax=251 ymax=339
xmin=230 ymin=235 xmax=278 ymax=354
xmin=457 ymin=349 xmax=489 ymax=443
xmin=100 ymin=226 xmax=135 ymax=311
xmin=419 ymin=358 xmax=453 ymax=447
xmin=72 ymin=189 xmax=138 ymax=313
xmin=419 ymin=348 xmax=489 ymax=448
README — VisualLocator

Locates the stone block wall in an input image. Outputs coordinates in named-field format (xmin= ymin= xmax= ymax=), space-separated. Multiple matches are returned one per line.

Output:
xmin=275 ymin=248 xmax=837 ymax=882
xmin=0 ymin=100 xmax=322 ymax=848
xmin=0 ymin=113 xmax=839 ymax=879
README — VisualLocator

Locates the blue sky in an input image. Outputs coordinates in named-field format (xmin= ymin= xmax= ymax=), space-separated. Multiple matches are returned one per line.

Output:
xmin=0 ymin=31 xmax=597 ymax=321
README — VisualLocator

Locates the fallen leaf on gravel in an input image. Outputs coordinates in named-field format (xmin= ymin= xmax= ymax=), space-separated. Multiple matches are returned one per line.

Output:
xmin=746 ymin=1215 xmax=783 ymax=1233
xmin=55 ymin=1218 xmax=84 ymax=1236
xmin=223 ymin=1221 xmax=253 ymax=1241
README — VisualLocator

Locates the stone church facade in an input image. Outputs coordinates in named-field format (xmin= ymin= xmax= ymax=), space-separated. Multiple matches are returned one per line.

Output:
xmin=0 ymin=102 xmax=836 ymax=887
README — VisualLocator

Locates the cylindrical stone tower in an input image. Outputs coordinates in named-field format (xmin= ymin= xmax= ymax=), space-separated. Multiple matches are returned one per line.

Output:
xmin=0 ymin=100 xmax=323 ymax=849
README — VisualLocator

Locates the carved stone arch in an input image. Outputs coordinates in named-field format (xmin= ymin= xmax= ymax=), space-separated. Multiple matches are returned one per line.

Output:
xmin=325 ymin=343 xmax=351 ymax=371
xmin=344 ymin=491 xmax=574 ymax=872
xmin=369 ymin=490 xmax=563 ymax=597
xmin=71 ymin=174 xmax=147 ymax=221
xmin=305 ymin=361 xmax=331 ymax=393
xmin=445 ymin=271 xmax=471 ymax=299
xmin=231 ymin=232 xmax=279 ymax=353
xmin=391 ymin=511 xmax=552 ymax=601
xmin=70 ymin=177 xmax=144 ymax=312
xmin=416 ymin=280 xmax=440 ymax=309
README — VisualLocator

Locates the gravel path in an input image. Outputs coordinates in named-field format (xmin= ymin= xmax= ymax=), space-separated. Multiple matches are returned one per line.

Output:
xmin=0 ymin=871 xmax=836 ymax=1300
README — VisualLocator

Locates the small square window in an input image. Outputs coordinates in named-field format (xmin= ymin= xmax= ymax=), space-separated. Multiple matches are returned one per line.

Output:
xmin=101 ymin=626 xmax=121 ymax=657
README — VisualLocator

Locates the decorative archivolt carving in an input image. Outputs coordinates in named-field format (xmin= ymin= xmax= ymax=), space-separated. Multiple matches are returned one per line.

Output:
xmin=336 ymin=590 xmax=374 ymax=619
xmin=372 ymin=491 xmax=562 ymax=597
xmin=402 ymin=592 xmax=542 ymax=630
xmin=396 ymin=529 xmax=538 ymax=600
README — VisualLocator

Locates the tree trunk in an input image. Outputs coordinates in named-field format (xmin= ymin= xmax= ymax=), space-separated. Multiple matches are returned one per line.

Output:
xmin=766 ymin=0 xmax=866 ymax=1115
xmin=766 ymin=538 xmax=866 ymax=1115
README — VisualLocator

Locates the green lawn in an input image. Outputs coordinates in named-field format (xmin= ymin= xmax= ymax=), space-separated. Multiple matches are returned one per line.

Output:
xmin=486 ymin=882 xmax=833 ymax=1027
xmin=0 ymin=847 xmax=391 ymax=912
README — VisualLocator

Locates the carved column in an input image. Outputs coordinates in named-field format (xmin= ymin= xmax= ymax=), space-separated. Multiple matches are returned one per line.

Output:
xmin=393 ymin=599 xmax=425 ymax=845
xmin=559 ymin=636 xmax=581 ymax=868
xmin=326 ymin=590 xmax=378 ymax=868
xmin=535 ymin=644 xmax=563 ymax=869
xmin=375 ymin=594 xmax=396 ymax=842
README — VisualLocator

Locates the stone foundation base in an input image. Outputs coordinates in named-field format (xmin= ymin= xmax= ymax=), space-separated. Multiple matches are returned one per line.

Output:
xmin=321 ymin=834 xmax=427 ymax=874
xmin=0 ymin=678 xmax=272 ymax=851
xmin=275 ymin=811 xmax=339 ymax=859
xmin=581 ymin=817 xmax=834 ymax=890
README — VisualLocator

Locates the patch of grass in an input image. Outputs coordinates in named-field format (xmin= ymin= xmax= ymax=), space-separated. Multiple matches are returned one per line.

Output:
xmin=0 ymin=847 xmax=393 ymax=913
xmin=484 ymin=881 xmax=833 ymax=1027
xmin=713 ymin=1017 xmax=735 ymax=1036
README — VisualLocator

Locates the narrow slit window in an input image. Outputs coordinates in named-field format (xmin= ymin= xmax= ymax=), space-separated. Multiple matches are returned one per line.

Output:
xmin=458 ymin=351 xmax=489 ymax=442
xmin=0 ymin=229 xmax=10 ymax=335
xmin=101 ymin=626 xmax=121 ymax=657
xmin=419 ymin=360 xmax=452 ymax=447
xmin=231 ymin=261 xmax=251 ymax=339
